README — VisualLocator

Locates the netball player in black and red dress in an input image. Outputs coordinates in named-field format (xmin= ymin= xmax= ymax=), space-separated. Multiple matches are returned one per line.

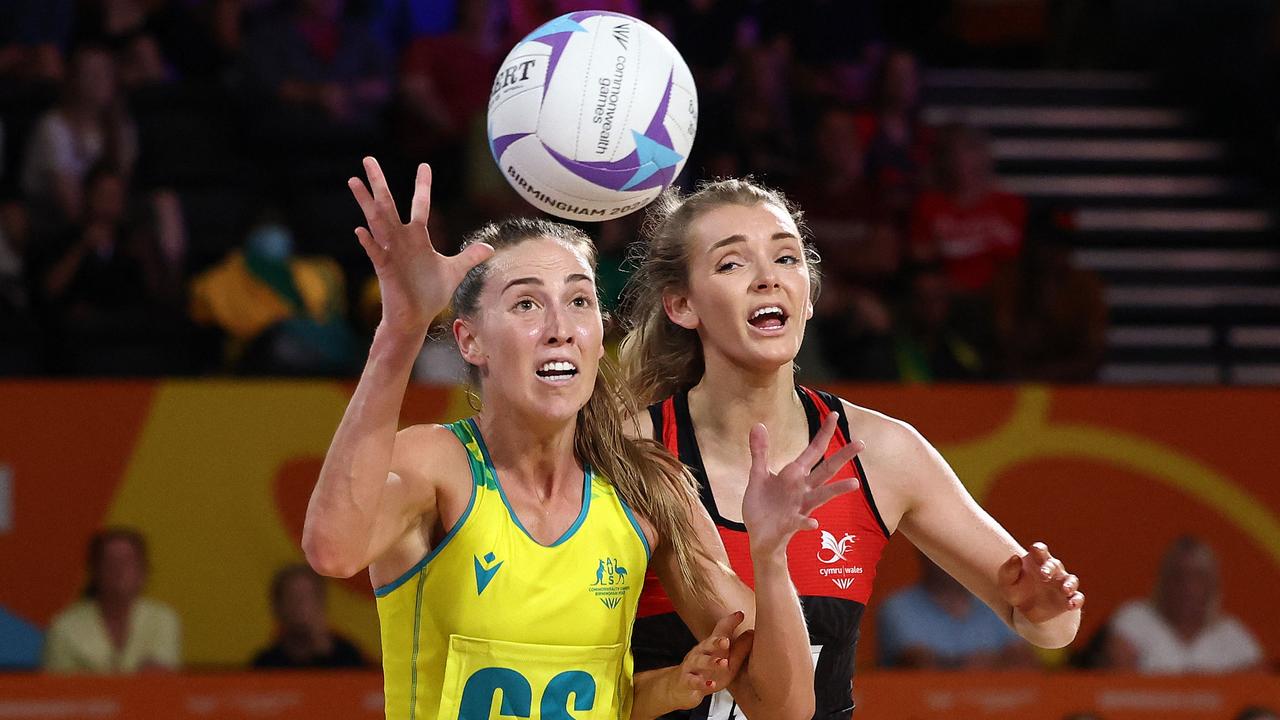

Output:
xmin=619 ymin=179 xmax=1086 ymax=720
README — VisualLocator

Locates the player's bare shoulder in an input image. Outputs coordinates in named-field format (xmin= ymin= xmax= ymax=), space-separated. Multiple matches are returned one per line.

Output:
xmin=367 ymin=422 xmax=476 ymax=588
xmin=837 ymin=398 xmax=932 ymax=532
xmin=838 ymin=399 xmax=925 ymax=459
xmin=391 ymin=422 xmax=475 ymax=509
xmin=393 ymin=422 xmax=471 ymax=459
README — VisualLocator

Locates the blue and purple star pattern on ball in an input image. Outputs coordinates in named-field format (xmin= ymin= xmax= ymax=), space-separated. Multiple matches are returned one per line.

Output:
xmin=488 ymin=11 xmax=686 ymax=194
xmin=486 ymin=14 xmax=595 ymax=164
xmin=542 ymin=72 xmax=684 ymax=193
xmin=524 ymin=13 xmax=591 ymax=98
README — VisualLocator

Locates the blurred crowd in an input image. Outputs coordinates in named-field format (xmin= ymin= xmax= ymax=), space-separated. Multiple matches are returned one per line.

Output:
xmin=879 ymin=537 xmax=1265 ymax=675
xmin=5 ymin=525 xmax=1272 ymax=716
xmin=3 ymin=528 xmax=367 ymax=672
xmin=0 ymin=0 xmax=1116 ymax=383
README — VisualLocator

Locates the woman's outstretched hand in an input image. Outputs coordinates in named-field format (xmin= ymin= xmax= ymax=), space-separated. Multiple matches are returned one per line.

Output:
xmin=667 ymin=611 xmax=754 ymax=711
xmin=997 ymin=541 xmax=1085 ymax=624
xmin=742 ymin=412 xmax=864 ymax=554
xmin=348 ymin=157 xmax=493 ymax=334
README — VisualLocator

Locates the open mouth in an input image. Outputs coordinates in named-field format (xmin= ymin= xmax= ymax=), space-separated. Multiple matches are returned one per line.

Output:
xmin=748 ymin=305 xmax=789 ymax=331
xmin=535 ymin=360 xmax=579 ymax=383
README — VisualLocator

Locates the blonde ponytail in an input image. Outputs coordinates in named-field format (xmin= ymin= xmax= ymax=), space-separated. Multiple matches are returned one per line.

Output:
xmin=576 ymin=356 xmax=713 ymax=607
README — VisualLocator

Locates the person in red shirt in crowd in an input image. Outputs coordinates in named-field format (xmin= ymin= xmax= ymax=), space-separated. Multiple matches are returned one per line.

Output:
xmin=239 ymin=0 xmax=391 ymax=136
xmin=397 ymin=0 xmax=502 ymax=208
xmin=398 ymin=0 xmax=497 ymax=154
xmin=908 ymin=122 xmax=1027 ymax=296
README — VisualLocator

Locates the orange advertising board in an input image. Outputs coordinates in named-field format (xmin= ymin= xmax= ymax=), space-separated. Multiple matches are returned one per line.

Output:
xmin=1 ymin=381 xmax=1277 ymax=671
xmin=0 ymin=672 xmax=1275 ymax=720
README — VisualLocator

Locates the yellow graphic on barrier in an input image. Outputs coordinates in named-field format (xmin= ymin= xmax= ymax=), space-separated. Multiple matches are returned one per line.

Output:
xmin=102 ymin=382 xmax=379 ymax=666
xmin=75 ymin=381 xmax=1280 ymax=667
xmin=941 ymin=387 xmax=1280 ymax=569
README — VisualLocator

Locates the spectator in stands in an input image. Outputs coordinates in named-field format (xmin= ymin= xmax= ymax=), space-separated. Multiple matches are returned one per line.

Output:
xmin=858 ymin=47 xmax=932 ymax=220
xmin=71 ymin=0 xmax=172 ymax=89
xmin=877 ymin=553 xmax=1039 ymax=669
xmin=646 ymin=0 xmax=742 ymax=96
xmin=802 ymin=218 xmax=902 ymax=381
xmin=1236 ymin=707 xmax=1280 ymax=720
xmin=991 ymin=210 xmax=1107 ymax=382
xmin=189 ymin=218 xmax=359 ymax=375
xmin=765 ymin=0 xmax=884 ymax=106
xmin=0 ymin=199 xmax=28 ymax=318
xmin=1104 ymin=536 xmax=1264 ymax=674
xmin=793 ymin=107 xmax=899 ymax=380
xmin=891 ymin=263 xmax=991 ymax=382
xmin=34 ymin=163 xmax=186 ymax=368
xmin=0 ymin=0 xmax=72 ymax=84
xmin=908 ymin=122 xmax=1027 ymax=297
xmin=726 ymin=38 xmax=800 ymax=184
xmin=238 ymin=0 xmax=391 ymax=139
xmin=396 ymin=0 xmax=500 ymax=206
xmin=252 ymin=564 xmax=366 ymax=669
xmin=1069 ymin=620 xmax=1138 ymax=671
xmin=21 ymin=44 xmax=138 ymax=238
xmin=43 ymin=527 xmax=181 ymax=673
xmin=121 ymin=0 xmax=249 ymax=82
xmin=792 ymin=108 xmax=881 ymax=275
xmin=0 ymin=604 xmax=43 ymax=670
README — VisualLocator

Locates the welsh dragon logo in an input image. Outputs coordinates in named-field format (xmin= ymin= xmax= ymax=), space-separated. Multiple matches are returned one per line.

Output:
xmin=817 ymin=531 xmax=857 ymax=564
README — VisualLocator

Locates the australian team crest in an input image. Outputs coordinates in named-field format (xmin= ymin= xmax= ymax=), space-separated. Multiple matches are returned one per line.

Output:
xmin=588 ymin=557 xmax=630 ymax=609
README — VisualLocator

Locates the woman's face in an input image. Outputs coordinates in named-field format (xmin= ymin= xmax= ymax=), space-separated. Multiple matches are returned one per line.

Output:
xmin=73 ymin=49 xmax=116 ymax=109
xmin=95 ymin=537 xmax=146 ymax=603
xmin=1158 ymin=547 xmax=1218 ymax=628
xmin=86 ymin=173 xmax=126 ymax=223
xmin=276 ymin=574 xmax=325 ymax=632
xmin=883 ymin=52 xmax=919 ymax=109
xmin=817 ymin=110 xmax=864 ymax=178
xmin=455 ymin=237 xmax=604 ymax=427
xmin=667 ymin=202 xmax=812 ymax=373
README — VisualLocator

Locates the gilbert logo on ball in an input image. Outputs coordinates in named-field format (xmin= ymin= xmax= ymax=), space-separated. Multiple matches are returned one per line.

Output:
xmin=488 ymin=11 xmax=697 ymax=221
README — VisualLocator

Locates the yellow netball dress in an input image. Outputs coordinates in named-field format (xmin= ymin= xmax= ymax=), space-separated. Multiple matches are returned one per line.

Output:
xmin=375 ymin=418 xmax=651 ymax=720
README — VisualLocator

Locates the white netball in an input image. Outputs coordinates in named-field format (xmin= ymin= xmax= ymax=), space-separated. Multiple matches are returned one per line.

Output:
xmin=487 ymin=11 xmax=698 ymax=221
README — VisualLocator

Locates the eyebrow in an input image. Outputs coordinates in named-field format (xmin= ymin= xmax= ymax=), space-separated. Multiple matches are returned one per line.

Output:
xmin=501 ymin=273 xmax=593 ymax=293
xmin=707 ymin=232 xmax=799 ymax=254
